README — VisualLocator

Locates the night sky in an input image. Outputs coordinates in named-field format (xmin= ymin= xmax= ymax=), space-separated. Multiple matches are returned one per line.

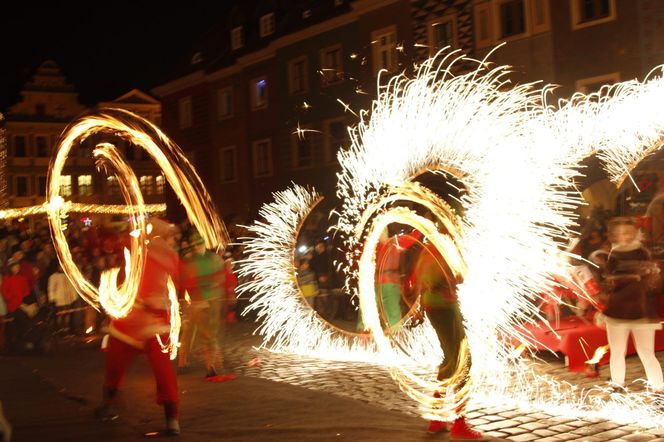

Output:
xmin=1 ymin=2 xmax=235 ymax=110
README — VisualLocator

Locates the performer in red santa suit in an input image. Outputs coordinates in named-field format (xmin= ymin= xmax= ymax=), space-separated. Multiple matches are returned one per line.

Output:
xmin=94 ymin=218 xmax=181 ymax=436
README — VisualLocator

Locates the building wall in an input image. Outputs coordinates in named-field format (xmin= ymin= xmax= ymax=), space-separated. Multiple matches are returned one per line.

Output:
xmin=4 ymin=62 xmax=165 ymax=214
xmin=155 ymin=0 xmax=424 ymax=222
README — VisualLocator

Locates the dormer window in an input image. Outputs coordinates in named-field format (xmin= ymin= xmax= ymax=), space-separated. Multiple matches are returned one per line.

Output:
xmin=231 ymin=26 xmax=244 ymax=50
xmin=259 ymin=13 xmax=275 ymax=37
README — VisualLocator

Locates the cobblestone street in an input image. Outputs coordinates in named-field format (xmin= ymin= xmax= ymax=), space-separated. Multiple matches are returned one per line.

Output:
xmin=223 ymin=321 xmax=664 ymax=441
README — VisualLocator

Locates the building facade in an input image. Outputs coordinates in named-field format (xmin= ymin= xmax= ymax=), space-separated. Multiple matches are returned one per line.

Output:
xmin=471 ymin=0 xmax=664 ymax=95
xmin=3 ymin=61 xmax=166 ymax=216
xmin=154 ymin=0 xmax=420 ymax=223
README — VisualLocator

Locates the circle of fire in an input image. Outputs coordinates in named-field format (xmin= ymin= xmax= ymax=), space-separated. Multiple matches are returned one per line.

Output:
xmin=47 ymin=108 xmax=228 ymax=358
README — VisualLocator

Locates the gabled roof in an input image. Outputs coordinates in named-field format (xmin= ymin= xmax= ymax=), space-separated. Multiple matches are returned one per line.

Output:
xmin=109 ymin=88 xmax=160 ymax=105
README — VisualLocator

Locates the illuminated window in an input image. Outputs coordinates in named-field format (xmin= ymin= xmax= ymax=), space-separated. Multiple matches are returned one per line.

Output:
xmin=320 ymin=45 xmax=343 ymax=85
xmin=371 ymin=26 xmax=397 ymax=75
xmin=156 ymin=175 xmax=165 ymax=194
xmin=288 ymin=57 xmax=308 ymax=94
xmin=252 ymin=139 xmax=272 ymax=178
xmin=251 ymin=77 xmax=268 ymax=110
xmin=178 ymin=96 xmax=192 ymax=129
xmin=140 ymin=175 xmax=154 ymax=196
xmin=231 ymin=26 xmax=244 ymax=50
xmin=78 ymin=175 xmax=93 ymax=196
xmin=59 ymin=175 xmax=72 ymax=197
xmin=259 ymin=13 xmax=275 ymax=37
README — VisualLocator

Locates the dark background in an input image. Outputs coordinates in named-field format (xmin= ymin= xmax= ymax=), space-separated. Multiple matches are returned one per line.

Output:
xmin=0 ymin=1 xmax=235 ymax=109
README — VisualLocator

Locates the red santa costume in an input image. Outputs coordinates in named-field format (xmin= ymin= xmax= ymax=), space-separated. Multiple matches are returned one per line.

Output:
xmin=95 ymin=221 xmax=180 ymax=436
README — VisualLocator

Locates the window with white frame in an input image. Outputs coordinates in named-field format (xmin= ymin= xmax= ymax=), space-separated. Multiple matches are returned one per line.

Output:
xmin=371 ymin=26 xmax=397 ymax=75
xmin=140 ymin=175 xmax=154 ymax=196
xmin=252 ymin=139 xmax=272 ymax=178
xmin=178 ymin=96 xmax=192 ymax=129
xmin=59 ymin=175 xmax=72 ymax=197
xmin=428 ymin=15 xmax=457 ymax=55
xmin=575 ymin=72 xmax=620 ymax=94
xmin=288 ymin=57 xmax=308 ymax=95
xmin=291 ymin=130 xmax=313 ymax=168
xmin=474 ymin=2 xmax=493 ymax=49
xmin=231 ymin=26 xmax=244 ymax=50
xmin=13 ymin=135 xmax=26 ymax=157
xmin=320 ymin=45 xmax=343 ymax=85
xmin=259 ymin=13 xmax=275 ymax=37
xmin=15 ymin=176 xmax=29 ymax=197
xmin=219 ymin=146 xmax=238 ymax=182
xmin=78 ymin=175 xmax=93 ymax=196
xmin=250 ymin=77 xmax=269 ymax=110
xmin=107 ymin=176 xmax=119 ymax=196
xmin=35 ymin=135 xmax=49 ymax=157
xmin=156 ymin=175 xmax=165 ymax=194
xmin=324 ymin=118 xmax=348 ymax=163
xmin=570 ymin=0 xmax=615 ymax=30
xmin=498 ymin=0 xmax=526 ymax=39
xmin=217 ymin=87 xmax=233 ymax=120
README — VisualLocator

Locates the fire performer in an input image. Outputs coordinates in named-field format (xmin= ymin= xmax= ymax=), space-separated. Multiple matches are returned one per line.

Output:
xmin=178 ymin=231 xmax=231 ymax=380
xmin=413 ymin=238 xmax=484 ymax=440
xmin=94 ymin=218 xmax=181 ymax=436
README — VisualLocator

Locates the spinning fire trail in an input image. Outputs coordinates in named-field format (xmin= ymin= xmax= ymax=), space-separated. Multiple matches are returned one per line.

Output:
xmin=46 ymin=108 xmax=228 ymax=359
xmin=239 ymin=52 xmax=664 ymax=427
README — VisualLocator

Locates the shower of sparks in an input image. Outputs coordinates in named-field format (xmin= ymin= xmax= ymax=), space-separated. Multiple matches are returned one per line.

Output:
xmin=47 ymin=108 xmax=228 ymax=358
xmin=336 ymin=99 xmax=358 ymax=117
xmin=240 ymin=50 xmax=664 ymax=428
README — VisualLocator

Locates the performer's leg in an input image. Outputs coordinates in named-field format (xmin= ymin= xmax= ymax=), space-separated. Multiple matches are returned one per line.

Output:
xmin=206 ymin=298 xmax=222 ymax=371
xmin=146 ymin=337 xmax=180 ymax=435
xmin=96 ymin=337 xmax=138 ymax=420
xmin=103 ymin=337 xmax=139 ymax=392
xmin=380 ymin=283 xmax=402 ymax=327
xmin=606 ymin=323 xmax=630 ymax=387
xmin=632 ymin=327 xmax=664 ymax=390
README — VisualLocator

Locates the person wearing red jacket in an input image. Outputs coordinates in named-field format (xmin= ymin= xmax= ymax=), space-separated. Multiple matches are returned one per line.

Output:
xmin=94 ymin=219 xmax=181 ymax=436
